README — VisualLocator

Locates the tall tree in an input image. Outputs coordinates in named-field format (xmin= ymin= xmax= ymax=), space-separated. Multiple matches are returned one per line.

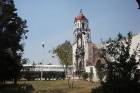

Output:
xmin=99 ymin=32 xmax=140 ymax=93
xmin=0 ymin=0 xmax=28 ymax=84
xmin=53 ymin=40 xmax=72 ymax=77
xmin=136 ymin=0 xmax=140 ymax=9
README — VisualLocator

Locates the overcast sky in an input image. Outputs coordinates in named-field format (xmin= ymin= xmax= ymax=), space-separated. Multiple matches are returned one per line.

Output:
xmin=15 ymin=0 xmax=140 ymax=64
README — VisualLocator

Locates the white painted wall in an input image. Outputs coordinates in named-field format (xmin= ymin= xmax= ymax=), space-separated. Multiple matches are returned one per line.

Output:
xmin=23 ymin=64 xmax=72 ymax=72
xmin=85 ymin=66 xmax=100 ymax=82
xmin=130 ymin=33 xmax=140 ymax=61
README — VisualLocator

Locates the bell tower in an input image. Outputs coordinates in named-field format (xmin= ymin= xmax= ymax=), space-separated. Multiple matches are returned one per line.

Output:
xmin=73 ymin=10 xmax=91 ymax=43
xmin=73 ymin=10 xmax=91 ymax=74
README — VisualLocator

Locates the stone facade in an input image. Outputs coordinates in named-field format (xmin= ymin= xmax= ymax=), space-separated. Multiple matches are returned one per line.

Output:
xmin=72 ymin=10 xmax=92 ymax=73
xmin=72 ymin=10 xmax=105 ymax=81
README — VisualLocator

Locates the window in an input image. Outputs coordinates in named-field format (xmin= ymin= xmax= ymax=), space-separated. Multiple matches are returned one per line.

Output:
xmin=78 ymin=23 xmax=80 ymax=28
xmin=82 ymin=23 xmax=85 ymax=29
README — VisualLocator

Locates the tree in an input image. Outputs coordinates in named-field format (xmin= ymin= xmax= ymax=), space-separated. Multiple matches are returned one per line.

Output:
xmin=136 ymin=0 xmax=140 ymax=9
xmin=53 ymin=40 xmax=72 ymax=78
xmin=82 ymin=72 xmax=88 ymax=80
xmin=0 ymin=0 xmax=28 ymax=84
xmin=22 ymin=58 xmax=30 ymax=64
xmin=99 ymin=32 xmax=140 ymax=93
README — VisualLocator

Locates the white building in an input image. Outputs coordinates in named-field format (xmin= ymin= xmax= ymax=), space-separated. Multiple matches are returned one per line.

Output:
xmin=22 ymin=64 xmax=73 ymax=80
xmin=130 ymin=33 xmax=140 ymax=61
xmin=23 ymin=64 xmax=64 ymax=72
xmin=22 ymin=64 xmax=72 ymax=72
xmin=73 ymin=10 xmax=91 ymax=72
xmin=72 ymin=10 xmax=99 ymax=81
xmin=131 ymin=33 xmax=140 ymax=75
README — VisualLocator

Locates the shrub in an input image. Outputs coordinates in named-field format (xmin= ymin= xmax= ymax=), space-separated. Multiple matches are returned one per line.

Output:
xmin=82 ymin=72 xmax=89 ymax=80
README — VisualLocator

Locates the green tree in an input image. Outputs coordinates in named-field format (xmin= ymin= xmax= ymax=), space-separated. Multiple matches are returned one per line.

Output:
xmin=53 ymin=40 xmax=72 ymax=77
xmin=82 ymin=72 xmax=88 ymax=80
xmin=97 ymin=32 xmax=140 ymax=93
xmin=22 ymin=58 xmax=30 ymax=64
xmin=0 ymin=0 xmax=28 ymax=84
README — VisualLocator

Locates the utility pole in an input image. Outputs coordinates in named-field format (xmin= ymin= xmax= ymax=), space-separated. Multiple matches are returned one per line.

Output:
xmin=40 ymin=42 xmax=45 ymax=80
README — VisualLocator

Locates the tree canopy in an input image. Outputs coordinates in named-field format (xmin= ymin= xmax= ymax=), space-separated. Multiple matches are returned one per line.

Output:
xmin=0 ymin=0 xmax=28 ymax=84
xmin=95 ymin=32 xmax=140 ymax=93
xmin=53 ymin=40 xmax=72 ymax=66
xmin=104 ymin=32 xmax=139 ymax=82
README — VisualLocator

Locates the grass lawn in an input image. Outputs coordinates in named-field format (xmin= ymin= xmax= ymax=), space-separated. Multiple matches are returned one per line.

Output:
xmin=18 ymin=80 xmax=100 ymax=93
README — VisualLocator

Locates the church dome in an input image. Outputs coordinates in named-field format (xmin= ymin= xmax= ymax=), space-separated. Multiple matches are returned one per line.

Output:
xmin=75 ymin=10 xmax=87 ymax=21
xmin=75 ymin=15 xmax=87 ymax=20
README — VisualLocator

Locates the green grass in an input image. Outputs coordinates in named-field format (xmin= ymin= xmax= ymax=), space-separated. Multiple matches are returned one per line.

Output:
xmin=18 ymin=80 xmax=101 ymax=93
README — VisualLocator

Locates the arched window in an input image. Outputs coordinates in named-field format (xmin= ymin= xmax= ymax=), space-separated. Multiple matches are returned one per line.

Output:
xmin=82 ymin=22 xmax=85 ymax=29
xmin=77 ymin=23 xmax=80 ymax=28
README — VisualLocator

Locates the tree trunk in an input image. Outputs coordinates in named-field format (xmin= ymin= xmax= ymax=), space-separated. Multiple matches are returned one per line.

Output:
xmin=66 ymin=65 xmax=68 ymax=78
xmin=3 ymin=80 xmax=6 ymax=85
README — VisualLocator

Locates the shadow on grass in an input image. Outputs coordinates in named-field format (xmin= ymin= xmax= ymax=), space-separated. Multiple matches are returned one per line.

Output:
xmin=0 ymin=84 xmax=34 ymax=93
xmin=91 ymin=86 xmax=102 ymax=93
xmin=34 ymin=89 xmax=67 ymax=93
xmin=91 ymin=81 xmax=140 ymax=93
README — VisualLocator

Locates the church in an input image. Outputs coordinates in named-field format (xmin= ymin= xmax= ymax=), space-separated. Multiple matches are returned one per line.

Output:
xmin=72 ymin=10 xmax=105 ymax=81
xmin=72 ymin=10 xmax=140 ymax=82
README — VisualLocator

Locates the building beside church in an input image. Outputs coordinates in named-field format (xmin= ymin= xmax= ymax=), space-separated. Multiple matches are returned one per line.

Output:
xmin=22 ymin=64 xmax=72 ymax=80
xmin=130 ymin=33 xmax=140 ymax=61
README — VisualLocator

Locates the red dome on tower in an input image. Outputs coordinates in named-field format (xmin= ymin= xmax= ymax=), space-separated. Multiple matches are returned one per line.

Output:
xmin=75 ymin=9 xmax=87 ymax=21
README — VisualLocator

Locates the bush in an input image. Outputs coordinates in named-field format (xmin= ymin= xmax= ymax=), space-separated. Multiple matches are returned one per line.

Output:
xmin=91 ymin=86 xmax=102 ymax=93
xmin=82 ymin=72 xmax=89 ymax=80
xmin=101 ymin=81 xmax=140 ymax=93
xmin=43 ymin=71 xmax=65 ymax=80
xmin=92 ymin=32 xmax=140 ymax=93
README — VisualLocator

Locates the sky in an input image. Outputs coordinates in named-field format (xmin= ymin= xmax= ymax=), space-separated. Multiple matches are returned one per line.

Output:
xmin=14 ymin=0 xmax=140 ymax=65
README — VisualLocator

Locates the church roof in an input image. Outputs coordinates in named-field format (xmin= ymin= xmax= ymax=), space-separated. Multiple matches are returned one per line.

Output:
xmin=75 ymin=9 xmax=87 ymax=21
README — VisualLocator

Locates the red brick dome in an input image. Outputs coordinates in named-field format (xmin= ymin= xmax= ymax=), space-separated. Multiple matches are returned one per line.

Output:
xmin=75 ymin=10 xmax=87 ymax=21
xmin=75 ymin=15 xmax=87 ymax=20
